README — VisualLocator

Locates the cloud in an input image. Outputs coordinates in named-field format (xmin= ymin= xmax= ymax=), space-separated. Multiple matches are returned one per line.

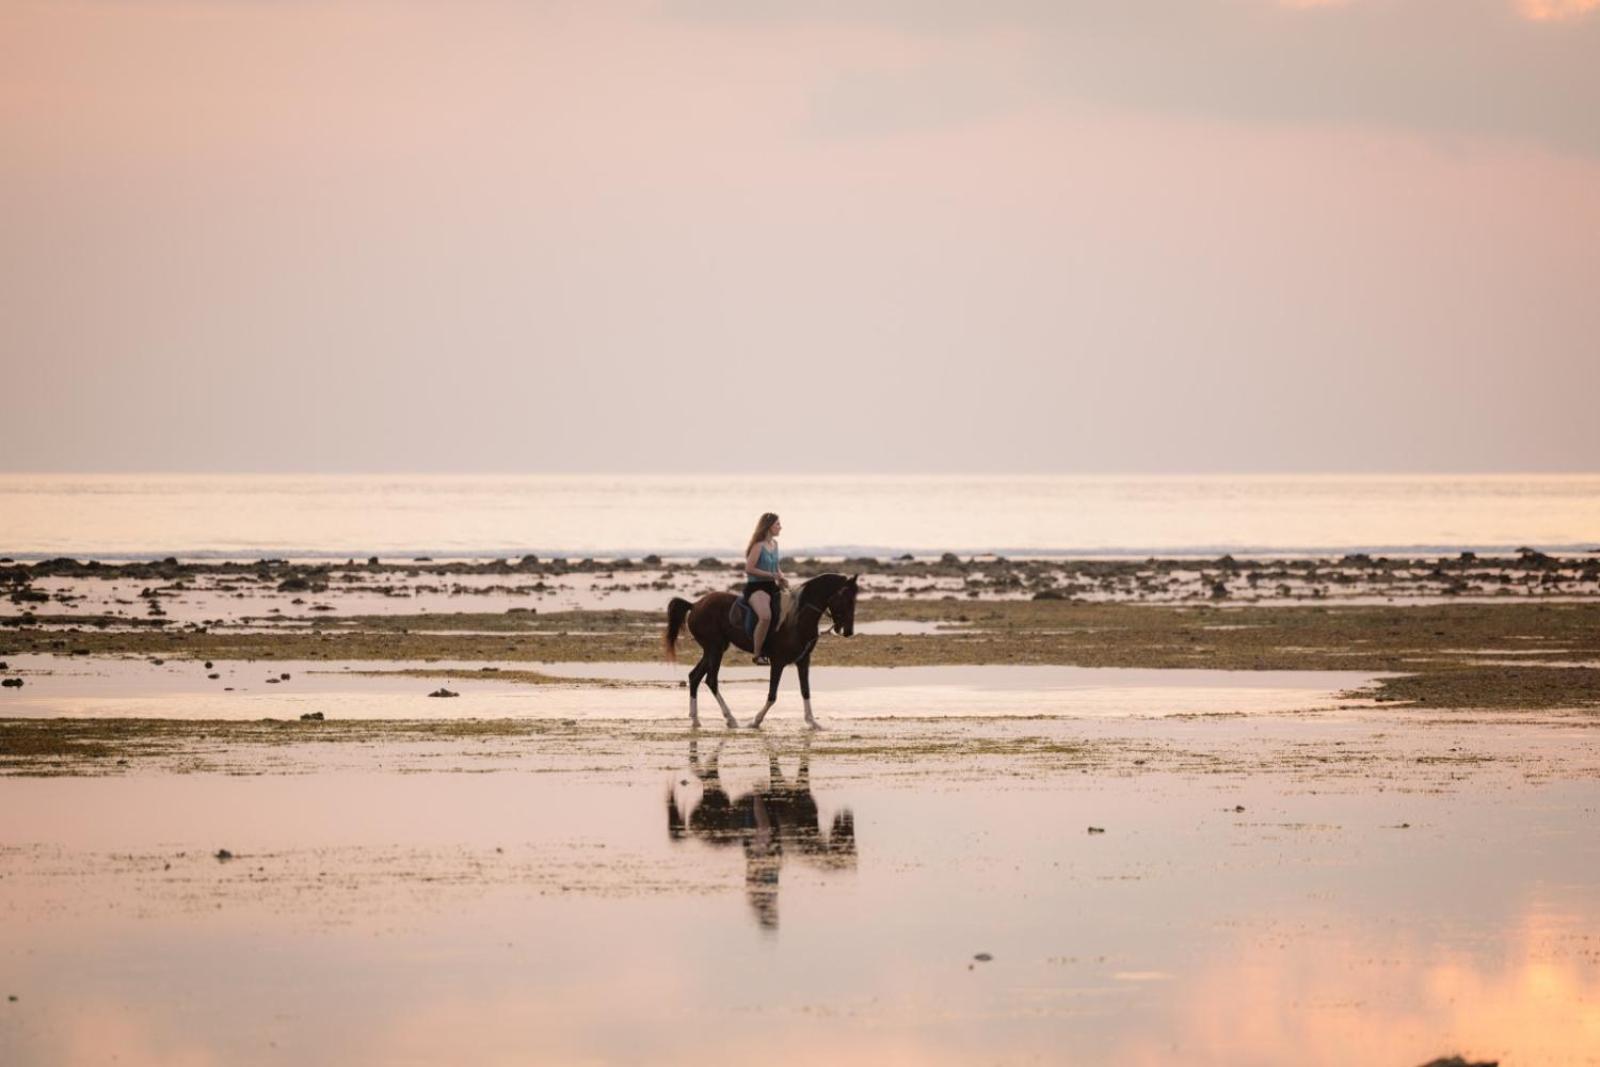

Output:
xmin=664 ymin=0 xmax=1600 ymax=157
xmin=1517 ymin=0 xmax=1600 ymax=19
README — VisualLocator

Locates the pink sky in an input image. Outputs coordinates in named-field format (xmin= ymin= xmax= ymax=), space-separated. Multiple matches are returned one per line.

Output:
xmin=2 ymin=0 xmax=1597 ymax=472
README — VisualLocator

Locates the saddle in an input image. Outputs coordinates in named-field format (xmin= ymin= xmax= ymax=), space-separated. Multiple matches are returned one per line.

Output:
xmin=730 ymin=588 xmax=797 ymax=638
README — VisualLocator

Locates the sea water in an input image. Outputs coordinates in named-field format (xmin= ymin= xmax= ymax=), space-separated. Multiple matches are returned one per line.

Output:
xmin=0 ymin=472 xmax=1596 ymax=559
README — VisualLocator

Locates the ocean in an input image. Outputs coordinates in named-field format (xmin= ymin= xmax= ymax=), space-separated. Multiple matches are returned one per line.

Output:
xmin=0 ymin=473 xmax=1596 ymax=560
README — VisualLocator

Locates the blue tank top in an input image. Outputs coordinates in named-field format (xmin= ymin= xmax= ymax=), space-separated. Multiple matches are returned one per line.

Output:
xmin=749 ymin=542 xmax=779 ymax=579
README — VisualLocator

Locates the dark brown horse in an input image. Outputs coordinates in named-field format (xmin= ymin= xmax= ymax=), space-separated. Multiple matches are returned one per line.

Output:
xmin=663 ymin=572 xmax=859 ymax=729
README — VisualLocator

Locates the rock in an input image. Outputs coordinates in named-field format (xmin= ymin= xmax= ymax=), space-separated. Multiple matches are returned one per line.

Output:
xmin=428 ymin=687 xmax=459 ymax=698
xmin=1233 ymin=805 xmax=1245 ymax=813
xmin=276 ymin=577 xmax=312 ymax=592
xmin=1 ymin=678 xmax=23 ymax=688
xmin=204 ymin=661 xmax=214 ymax=669
xmin=265 ymin=678 xmax=280 ymax=684
xmin=279 ymin=673 xmax=290 ymax=680
xmin=1031 ymin=589 xmax=1068 ymax=600
xmin=1459 ymin=551 xmax=1477 ymax=562
xmin=0 ymin=662 xmax=6 ymax=670
xmin=1417 ymin=1058 xmax=1497 ymax=1067
xmin=208 ymin=673 xmax=220 ymax=680
xmin=1087 ymin=826 xmax=1105 ymax=834
xmin=368 ymin=556 xmax=380 ymax=566
xmin=897 ymin=553 xmax=915 ymax=562
xmin=1209 ymin=580 xmax=1229 ymax=599
xmin=214 ymin=849 xmax=233 ymax=861
xmin=299 ymin=711 xmax=325 ymax=721
xmin=973 ymin=952 xmax=993 ymax=962
xmin=150 ymin=658 xmax=165 ymax=666
xmin=642 ymin=554 xmax=662 ymax=566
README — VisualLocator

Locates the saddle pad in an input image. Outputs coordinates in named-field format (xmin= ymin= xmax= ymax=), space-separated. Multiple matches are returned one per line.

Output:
xmin=730 ymin=589 xmax=796 ymax=633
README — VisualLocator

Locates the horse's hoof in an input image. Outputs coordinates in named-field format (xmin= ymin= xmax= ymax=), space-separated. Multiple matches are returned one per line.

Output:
xmin=805 ymin=720 xmax=823 ymax=731
xmin=746 ymin=721 xmax=763 ymax=731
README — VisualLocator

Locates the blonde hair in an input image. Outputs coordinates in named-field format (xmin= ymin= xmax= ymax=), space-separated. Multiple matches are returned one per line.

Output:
xmin=747 ymin=512 xmax=779 ymax=553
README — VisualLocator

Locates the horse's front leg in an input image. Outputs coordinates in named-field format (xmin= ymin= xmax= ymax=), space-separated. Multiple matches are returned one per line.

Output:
xmin=704 ymin=647 xmax=739 ymax=728
xmin=748 ymin=661 xmax=786 ymax=729
xmin=797 ymin=656 xmax=820 ymax=729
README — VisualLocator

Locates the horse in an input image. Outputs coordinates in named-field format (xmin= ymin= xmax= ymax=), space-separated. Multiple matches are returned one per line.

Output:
xmin=663 ymin=572 xmax=859 ymax=729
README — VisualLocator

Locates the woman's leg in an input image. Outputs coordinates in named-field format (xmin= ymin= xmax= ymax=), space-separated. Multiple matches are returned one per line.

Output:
xmin=751 ymin=590 xmax=772 ymax=658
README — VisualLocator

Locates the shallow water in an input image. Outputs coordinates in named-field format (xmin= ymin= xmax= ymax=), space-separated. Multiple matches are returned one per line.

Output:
xmin=0 ymin=655 xmax=1380 ymax=722
xmin=3 ymin=712 xmax=1599 ymax=1066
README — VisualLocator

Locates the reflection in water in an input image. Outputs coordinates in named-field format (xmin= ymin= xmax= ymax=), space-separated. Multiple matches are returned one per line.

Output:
xmin=667 ymin=737 xmax=857 ymax=930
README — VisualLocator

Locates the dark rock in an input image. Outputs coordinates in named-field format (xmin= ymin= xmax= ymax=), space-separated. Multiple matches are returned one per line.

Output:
xmin=276 ymin=577 xmax=312 ymax=592
xmin=204 ymin=661 xmax=214 ymax=669
xmin=1032 ymin=589 xmax=1068 ymax=600
xmin=208 ymin=673 xmax=220 ymax=680
xmin=973 ymin=952 xmax=993 ymax=962
xmin=1459 ymin=551 xmax=1477 ymax=562
xmin=279 ymin=673 xmax=290 ymax=681
xmin=214 ymin=849 xmax=233 ymax=861
xmin=1 ymin=678 xmax=22 ymax=688
xmin=939 ymin=553 xmax=961 ymax=565
xmin=642 ymin=554 xmax=662 ymax=566
xmin=299 ymin=711 xmax=325 ymax=721
xmin=1417 ymin=1058 xmax=1497 ymax=1067
xmin=1087 ymin=826 xmax=1105 ymax=834
xmin=428 ymin=687 xmax=459 ymax=698
xmin=696 ymin=557 xmax=722 ymax=569
xmin=368 ymin=557 xmax=380 ymax=566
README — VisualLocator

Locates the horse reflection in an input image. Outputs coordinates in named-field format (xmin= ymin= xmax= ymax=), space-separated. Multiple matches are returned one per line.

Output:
xmin=667 ymin=736 xmax=857 ymax=930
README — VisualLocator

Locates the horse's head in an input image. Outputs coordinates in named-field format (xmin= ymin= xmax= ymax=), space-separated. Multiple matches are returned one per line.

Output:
xmin=826 ymin=574 xmax=859 ymax=636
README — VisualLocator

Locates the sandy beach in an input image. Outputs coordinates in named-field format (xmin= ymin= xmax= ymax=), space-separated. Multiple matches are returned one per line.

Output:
xmin=4 ymin=555 xmax=1599 ymax=1064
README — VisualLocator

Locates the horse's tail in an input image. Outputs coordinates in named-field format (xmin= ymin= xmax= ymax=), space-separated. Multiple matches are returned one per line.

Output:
xmin=664 ymin=597 xmax=694 ymax=662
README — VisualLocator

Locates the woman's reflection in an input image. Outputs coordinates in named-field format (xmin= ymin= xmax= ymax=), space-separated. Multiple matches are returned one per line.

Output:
xmin=667 ymin=735 xmax=857 ymax=930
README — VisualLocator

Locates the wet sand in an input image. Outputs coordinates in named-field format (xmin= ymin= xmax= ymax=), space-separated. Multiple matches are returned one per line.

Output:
xmin=3 ymin=703 xmax=1599 ymax=1065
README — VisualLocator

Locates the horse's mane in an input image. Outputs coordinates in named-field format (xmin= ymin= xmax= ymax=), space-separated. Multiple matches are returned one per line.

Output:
xmin=795 ymin=573 xmax=848 ymax=612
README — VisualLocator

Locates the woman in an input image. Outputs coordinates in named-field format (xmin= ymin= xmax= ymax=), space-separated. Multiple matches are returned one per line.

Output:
xmin=743 ymin=512 xmax=787 ymax=665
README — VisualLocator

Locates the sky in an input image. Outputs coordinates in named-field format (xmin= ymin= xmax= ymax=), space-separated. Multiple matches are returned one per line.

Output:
xmin=1 ymin=0 xmax=1597 ymax=474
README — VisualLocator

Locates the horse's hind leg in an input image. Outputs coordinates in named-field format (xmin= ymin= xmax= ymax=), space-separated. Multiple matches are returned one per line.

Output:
xmin=749 ymin=662 xmax=785 ymax=729
xmin=703 ymin=645 xmax=738 ymax=728
xmin=688 ymin=651 xmax=711 ymax=728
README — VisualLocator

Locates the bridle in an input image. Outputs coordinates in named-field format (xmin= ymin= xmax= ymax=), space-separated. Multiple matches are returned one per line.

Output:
xmin=799 ymin=579 xmax=854 ymax=632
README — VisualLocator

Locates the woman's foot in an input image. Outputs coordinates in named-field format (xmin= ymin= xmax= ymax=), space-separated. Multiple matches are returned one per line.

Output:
xmin=753 ymin=654 xmax=770 ymax=666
